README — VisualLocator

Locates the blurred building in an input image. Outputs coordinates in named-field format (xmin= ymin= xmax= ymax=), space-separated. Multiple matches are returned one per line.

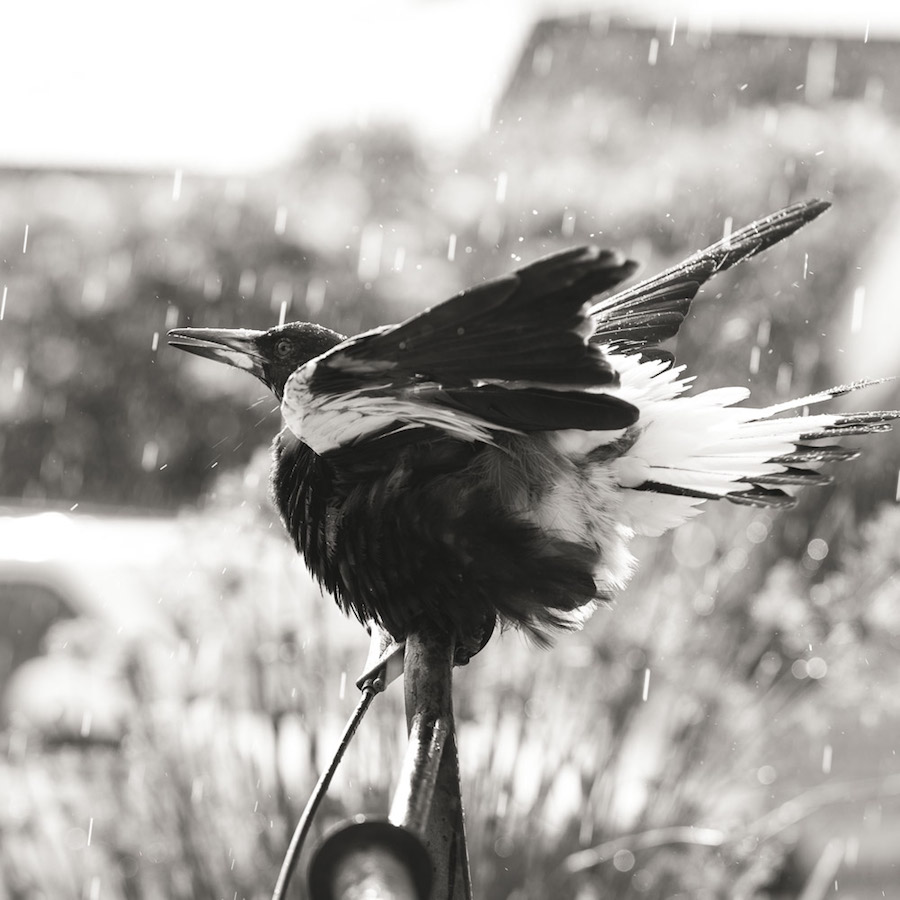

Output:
xmin=501 ymin=14 xmax=897 ymax=123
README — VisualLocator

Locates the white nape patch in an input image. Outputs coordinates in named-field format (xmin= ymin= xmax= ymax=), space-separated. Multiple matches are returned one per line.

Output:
xmin=282 ymin=365 xmax=509 ymax=454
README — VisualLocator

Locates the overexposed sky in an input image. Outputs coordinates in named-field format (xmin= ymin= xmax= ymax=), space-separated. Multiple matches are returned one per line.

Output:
xmin=1 ymin=0 xmax=538 ymax=173
xmin=1 ymin=0 xmax=894 ymax=173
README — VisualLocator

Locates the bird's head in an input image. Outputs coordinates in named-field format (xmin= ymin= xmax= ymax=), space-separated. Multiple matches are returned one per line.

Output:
xmin=167 ymin=322 xmax=345 ymax=399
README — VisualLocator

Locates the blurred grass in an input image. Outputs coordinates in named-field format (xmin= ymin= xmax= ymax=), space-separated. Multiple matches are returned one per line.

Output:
xmin=3 ymin=463 xmax=900 ymax=898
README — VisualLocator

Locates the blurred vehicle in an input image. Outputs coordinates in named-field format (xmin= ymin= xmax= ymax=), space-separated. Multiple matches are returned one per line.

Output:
xmin=0 ymin=501 xmax=366 ymax=745
xmin=0 ymin=508 xmax=182 ymax=742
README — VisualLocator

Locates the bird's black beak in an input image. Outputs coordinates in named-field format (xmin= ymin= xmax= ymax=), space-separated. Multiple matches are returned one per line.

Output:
xmin=167 ymin=327 xmax=267 ymax=379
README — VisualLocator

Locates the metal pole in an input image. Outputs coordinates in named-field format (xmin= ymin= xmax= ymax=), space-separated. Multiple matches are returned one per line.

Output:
xmin=390 ymin=629 xmax=472 ymax=900
xmin=307 ymin=627 xmax=472 ymax=900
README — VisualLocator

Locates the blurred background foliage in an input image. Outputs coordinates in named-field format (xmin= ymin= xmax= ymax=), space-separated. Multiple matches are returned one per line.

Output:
xmin=3 ymin=10 xmax=900 ymax=900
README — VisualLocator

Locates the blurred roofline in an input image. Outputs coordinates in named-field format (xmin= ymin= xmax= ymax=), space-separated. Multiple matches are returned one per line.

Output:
xmin=542 ymin=1 xmax=900 ymax=40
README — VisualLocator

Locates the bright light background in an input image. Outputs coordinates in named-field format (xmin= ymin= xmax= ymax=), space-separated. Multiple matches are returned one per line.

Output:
xmin=1 ymin=0 xmax=540 ymax=172
xmin=1 ymin=0 xmax=893 ymax=174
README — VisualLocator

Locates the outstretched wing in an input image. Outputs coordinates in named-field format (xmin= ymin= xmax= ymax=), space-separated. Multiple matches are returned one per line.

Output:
xmin=283 ymin=246 xmax=641 ymax=455
xmin=590 ymin=199 xmax=830 ymax=355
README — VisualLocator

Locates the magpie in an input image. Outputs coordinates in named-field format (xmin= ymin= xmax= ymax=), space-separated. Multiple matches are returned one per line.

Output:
xmin=169 ymin=200 xmax=897 ymax=660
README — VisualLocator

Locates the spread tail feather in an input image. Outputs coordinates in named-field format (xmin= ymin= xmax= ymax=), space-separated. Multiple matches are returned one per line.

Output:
xmin=610 ymin=362 xmax=899 ymax=536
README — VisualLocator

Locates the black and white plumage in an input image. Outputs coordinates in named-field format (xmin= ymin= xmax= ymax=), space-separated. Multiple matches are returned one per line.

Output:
xmin=168 ymin=200 xmax=897 ymax=659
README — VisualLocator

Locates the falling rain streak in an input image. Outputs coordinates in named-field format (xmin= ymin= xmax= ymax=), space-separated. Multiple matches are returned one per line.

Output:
xmin=776 ymin=362 xmax=793 ymax=395
xmin=173 ymin=168 xmax=183 ymax=201
xmin=357 ymin=225 xmax=383 ymax=281
xmin=447 ymin=233 xmax=457 ymax=262
xmin=642 ymin=668 xmax=650 ymax=702
xmin=0 ymin=285 xmax=6 ymax=320
xmin=822 ymin=744 xmax=833 ymax=774
xmin=851 ymin=286 xmax=866 ymax=333
xmin=151 ymin=331 xmax=159 ymax=352
xmin=496 ymin=171 xmax=508 ymax=204
xmin=22 ymin=224 xmax=29 ymax=253
xmin=141 ymin=442 xmax=160 ymax=471
xmin=648 ymin=37 xmax=659 ymax=66
xmin=749 ymin=345 xmax=761 ymax=375
xmin=274 ymin=205 xmax=288 ymax=236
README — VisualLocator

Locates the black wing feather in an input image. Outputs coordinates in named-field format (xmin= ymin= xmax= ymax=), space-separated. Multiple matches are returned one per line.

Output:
xmin=324 ymin=246 xmax=638 ymax=388
xmin=440 ymin=385 xmax=639 ymax=433
xmin=591 ymin=199 xmax=830 ymax=351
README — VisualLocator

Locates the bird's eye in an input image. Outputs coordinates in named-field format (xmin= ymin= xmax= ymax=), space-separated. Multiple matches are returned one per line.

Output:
xmin=274 ymin=338 xmax=294 ymax=359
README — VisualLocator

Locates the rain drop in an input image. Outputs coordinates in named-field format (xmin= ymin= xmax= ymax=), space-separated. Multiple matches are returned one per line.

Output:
xmin=749 ymin=345 xmax=761 ymax=375
xmin=722 ymin=216 xmax=733 ymax=245
xmin=807 ymin=657 xmax=828 ymax=679
xmin=776 ymin=362 xmax=793 ymax=395
xmin=141 ymin=442 xmax=159 ymax=472
xmin=807 ymin=538 xmax=829 ymax=561
xmin=851 ymin=286 xmax=865 ymax=334
xmin=357 ymin=224 xmax=383 ymax=281
xmin=271 ymin=282 xmax=293 ymax=314
xmin=238 ymin=269 xmax=257 ymax=298
xmin=306 ymin=278 xmax=327 ymax=315
xmin=274 ymin=205 xmax=288 ymax=235
xmin=496 ymin=171 xmax=508 ymax=204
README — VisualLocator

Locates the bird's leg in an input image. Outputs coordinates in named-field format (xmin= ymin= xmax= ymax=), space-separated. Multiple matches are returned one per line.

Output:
xmin=356 ymin=621 xmax=406 ymax=692
xmin=389 ymin=628 xmax=472 ymax=900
